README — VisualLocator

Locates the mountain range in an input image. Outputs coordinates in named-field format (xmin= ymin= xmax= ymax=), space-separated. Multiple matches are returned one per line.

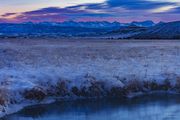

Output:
xmin=0 ymin=20 xmax=179 ymax=39
xmin=21 ymin=20 xmax=155 ymax=28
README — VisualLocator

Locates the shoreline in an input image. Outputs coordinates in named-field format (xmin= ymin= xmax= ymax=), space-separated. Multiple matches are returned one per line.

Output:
xmin=1 ymin=91 xmax=180 ymax=118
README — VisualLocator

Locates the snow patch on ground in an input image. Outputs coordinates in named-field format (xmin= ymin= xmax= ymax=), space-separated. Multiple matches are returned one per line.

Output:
xmin=0 ymin=39 xmax=180 ymax=117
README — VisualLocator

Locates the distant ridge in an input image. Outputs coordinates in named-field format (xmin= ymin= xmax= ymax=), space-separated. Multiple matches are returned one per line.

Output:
xmin=132 ymin=21 xmax=180 ymax=39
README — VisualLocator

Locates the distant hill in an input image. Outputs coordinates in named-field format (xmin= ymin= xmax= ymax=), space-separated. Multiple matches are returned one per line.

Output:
xmin=102 ymin=25 xmax=147 ymax=39
xmin=108 ymin=25 xmax=147 ymax=34
xmin=132 ymin=21 xmax=180 ymax=39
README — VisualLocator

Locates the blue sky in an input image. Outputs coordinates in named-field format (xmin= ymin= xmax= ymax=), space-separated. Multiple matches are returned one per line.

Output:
xmin=0 ymin=0 xmax=179 ymax=23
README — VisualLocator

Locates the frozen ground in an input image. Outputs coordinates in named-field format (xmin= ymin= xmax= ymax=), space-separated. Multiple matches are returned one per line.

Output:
xmin=1 ymin=38 xmax=180 ymax=117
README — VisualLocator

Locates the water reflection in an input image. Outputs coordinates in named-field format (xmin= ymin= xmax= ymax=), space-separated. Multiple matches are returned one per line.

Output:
xmin=2 ymin=94 xmax=180 ymax=120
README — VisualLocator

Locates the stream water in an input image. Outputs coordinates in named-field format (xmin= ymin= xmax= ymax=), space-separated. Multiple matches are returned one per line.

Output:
xmin=2 ymin=94 xmax=180 ymax=120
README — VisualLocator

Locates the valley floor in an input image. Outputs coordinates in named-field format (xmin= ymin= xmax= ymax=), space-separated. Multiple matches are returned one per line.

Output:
xmin=0 ymin=38 xmax=180 ymax=117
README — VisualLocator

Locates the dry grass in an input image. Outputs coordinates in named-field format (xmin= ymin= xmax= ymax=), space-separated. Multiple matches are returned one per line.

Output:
xmin=71 ymin=86 xmax=81 ymax=96
xmin=88 ymin=81 xmax=105 ymax=97
xmin=143 ymin=79 xmax=171 ymax=91
xmin=56 ymin=80 xmax=69 ymax=97
xmin=175 ymin=77 xmax=180 ymax=92
xmin=125 ymin=79 xmax=143 ymax=93
xmin=110 ymin=87 xmax=125 ymax=97
xmin=23 ymin=87 xmax=46 ymax=101
xmin=0 ymin=88 xmax=8 ymax=105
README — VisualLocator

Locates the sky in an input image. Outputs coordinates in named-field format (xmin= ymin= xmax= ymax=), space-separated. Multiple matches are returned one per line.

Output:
xmin=0 ymin=0 xmax=179 ymax=23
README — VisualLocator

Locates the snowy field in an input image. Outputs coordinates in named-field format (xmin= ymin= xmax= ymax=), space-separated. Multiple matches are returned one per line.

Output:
xmin=1 ymin=38 xmax=180 ymax=117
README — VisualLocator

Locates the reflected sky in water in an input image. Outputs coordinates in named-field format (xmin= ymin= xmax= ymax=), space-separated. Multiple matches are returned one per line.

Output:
xmin=3 ymin=94 xmax=180 ymax=120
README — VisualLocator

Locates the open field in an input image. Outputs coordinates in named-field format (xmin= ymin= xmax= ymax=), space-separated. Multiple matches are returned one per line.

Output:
xmin=1 ymin=38 xmax=180 ymax=117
